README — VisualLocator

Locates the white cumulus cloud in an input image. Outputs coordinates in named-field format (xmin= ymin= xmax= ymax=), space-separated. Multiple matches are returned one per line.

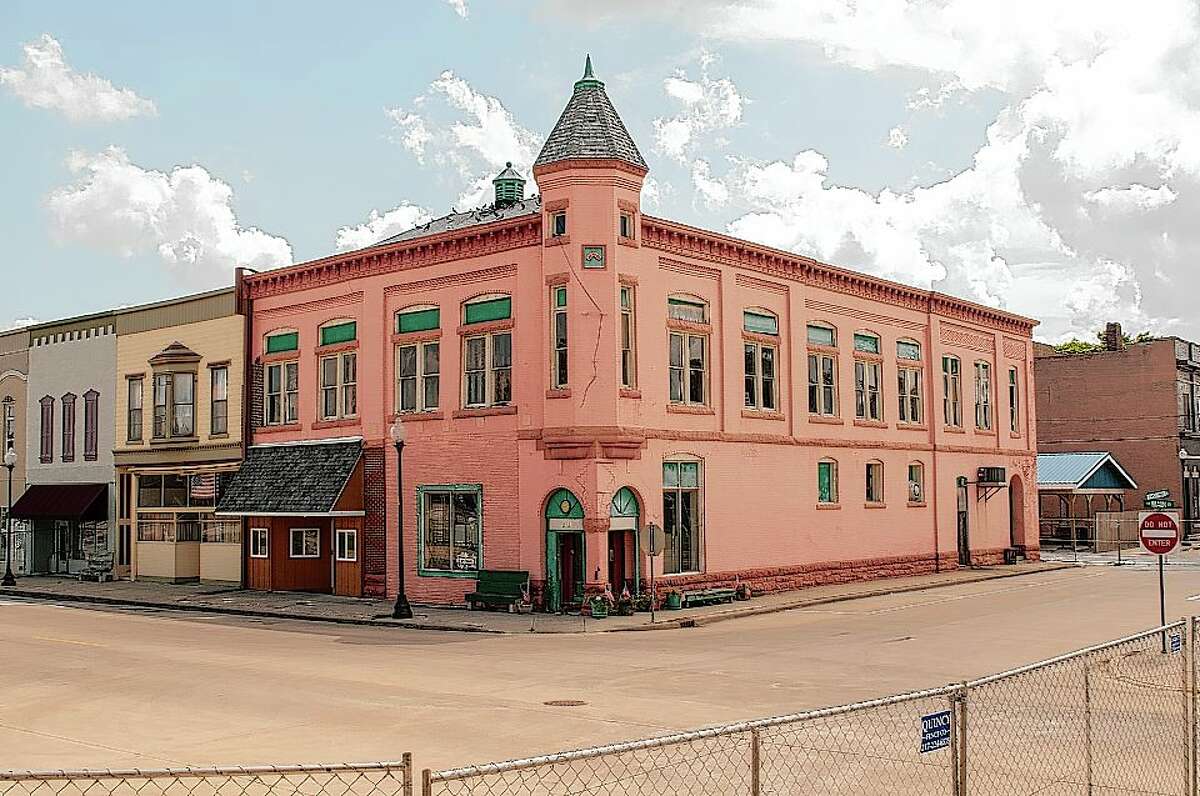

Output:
xmin=0 ymin=34 xmax=156 ymax=122
xmin=443 ymin=0 xmax=469 ymax=18
xmin=47 ymin=148 xmax=292 ymax=287
xmin=336 ymin=202 xmax=433 ymax=250
xmin=886 ymin=126 xmax=909 ymax=150
xmin=653 ymin=51 xmax=745 ymax=163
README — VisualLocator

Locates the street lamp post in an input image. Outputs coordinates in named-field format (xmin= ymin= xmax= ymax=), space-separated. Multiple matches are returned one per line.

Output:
xmin=390 ymin=418 xmax=413 ymax=619
xmin=2 ymin=447 xmax=17 ymax=587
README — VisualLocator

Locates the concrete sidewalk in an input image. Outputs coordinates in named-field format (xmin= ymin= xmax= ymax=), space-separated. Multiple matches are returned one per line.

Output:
xmin=0 ymin=561 xmax=1071 ymax=634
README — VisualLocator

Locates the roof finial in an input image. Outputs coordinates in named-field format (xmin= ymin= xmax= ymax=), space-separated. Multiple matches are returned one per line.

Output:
xmin=574 ymin=53 xmax=603 ymax=91
xmin=583 ymin=54 xmax=594 ymax=80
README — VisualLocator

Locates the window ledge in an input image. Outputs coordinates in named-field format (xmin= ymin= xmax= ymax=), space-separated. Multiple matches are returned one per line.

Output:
xmin=864 ymin=502 xmax=887 ymax=509
xmin=975 ymin=428 xmax=997 ymax=436
xmin=853 ymin=352 xmax=885 ymax=363
xmin=546 ymin=388 xmax=572 ymax=399
xmin=150 ymin=436 xmax=199 ymax=446
xmin=742 ymin=409 xmax=785 ymax=421
xmin=907 ymin=501 xmax=928 ymax=508
xmin=619 ymin=388 xmax=642 ymax=399
xmin=742 ymin=331 xmax=781 ymax=346
xmin=312 ymin=417 xmax=360 ymax=430
xmin=255 ymin=422 xmax=302 ymax=435
xmin=816 ymin=503 xmax=841 ymax=510
xmin=667 ymin=403 xmax=715 ymax=416
xmin=453 ymin=405 xmax=518 ymax=419
xmin=853 ymin=419 xmax=887 ymax=429
xmin=544 ymin=235 xmax=571 ymax=247
xmin=388 ymin=411 xmax=444 ymax=423
xmin=897 ymin=423 xmax=928 ymax=432
xmin=944 ymin=426 xmax=966 ymax=434
xmin=392 ymin=330 xmax=441 ymax=345
xmin=417 ymin=569 xmax=480 ymax=579
xmin=808 ymin=414 xmax=844 ymax=425
xmin=1009 ymin=431 xmax=1022 ymax=439
xmin=315 ymin=341 xmax=359 ymax=356
xmin=807 ymin=344 xmax=839 ymax=356
xmin=666 ymin=318 xmax=712 ymax=334
xmin=897 ymin=359 xmax=924 ymax=366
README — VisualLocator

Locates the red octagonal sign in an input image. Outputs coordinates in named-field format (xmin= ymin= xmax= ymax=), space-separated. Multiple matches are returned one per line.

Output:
xmin=1139 ymin=511 xmax=1181 ymax=556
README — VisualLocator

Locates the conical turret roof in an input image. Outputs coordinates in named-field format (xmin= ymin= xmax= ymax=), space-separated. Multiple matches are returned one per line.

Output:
xmin=534 ymin=55 xmax=647 ymax=172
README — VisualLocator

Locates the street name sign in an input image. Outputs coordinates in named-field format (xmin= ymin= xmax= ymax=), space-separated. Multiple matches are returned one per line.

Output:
xmin=920 ymin=710 xmax=952 ymax=754
xmin=1139 ymin=511 xmax=1181 ymax=555
xmin=1147 ymin=489 xmax=1171 ymax=500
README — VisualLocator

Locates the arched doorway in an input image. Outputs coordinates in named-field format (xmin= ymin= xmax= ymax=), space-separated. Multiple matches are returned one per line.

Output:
xmin=1009 ymin=474 xmax=1025 ymax=550
xmin=609 ymin=487 xmax=640 ymax=596
xmin=545 ymin=489 xmax=584 ymax=613
xmin=956 ymin=476 xmax=971 ymax=566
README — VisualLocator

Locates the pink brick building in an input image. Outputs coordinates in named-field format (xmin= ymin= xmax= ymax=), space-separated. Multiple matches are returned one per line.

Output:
xmin=223 ymin=58 xmax=1039 ymax=609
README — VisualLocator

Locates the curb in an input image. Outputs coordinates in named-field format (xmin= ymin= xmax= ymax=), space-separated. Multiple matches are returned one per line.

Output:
xmin=0 ymin=562 xmax=1076 ymax=635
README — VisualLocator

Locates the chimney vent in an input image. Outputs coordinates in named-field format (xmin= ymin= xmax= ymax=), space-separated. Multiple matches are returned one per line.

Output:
xmin=1103 ymin=322 xmax=1124 ymax=351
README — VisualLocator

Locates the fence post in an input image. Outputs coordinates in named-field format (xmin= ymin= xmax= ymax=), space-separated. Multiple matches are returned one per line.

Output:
xmin=1190 ymin=618 xmax=1197 ymax=796
xmin=952 ymin=684 xmax=968 ymax=796
xmin=401 ymin=754 xmax=413 ymax=796
xmin=421 ymin=769 xmax=432 ymax=796
xmin=949 ymin=691 xmax=961 ymax=796
xmin=750 ymin=727 xmax=761 ymax=796
xmin=1084 ymin=664 xmax=1094 ymax=795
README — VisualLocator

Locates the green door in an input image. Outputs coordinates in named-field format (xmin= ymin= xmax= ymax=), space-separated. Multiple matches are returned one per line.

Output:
xmin=545 ymin=488 xmax=584 ymax=612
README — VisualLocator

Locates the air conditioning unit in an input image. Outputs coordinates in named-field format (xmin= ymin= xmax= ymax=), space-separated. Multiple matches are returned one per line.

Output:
xmin=977 ymin=467 xmax=1007 ymax=486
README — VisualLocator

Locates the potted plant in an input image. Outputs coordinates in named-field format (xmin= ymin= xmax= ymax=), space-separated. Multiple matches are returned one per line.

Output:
xmin=589 ymin=594 xmax=610 ymax=619
xmin=616 ymin=586 xmax=635 ymax=616
xmin=664 ymin=589 xmax=683 ymax=610
xmin=633 ymin=591 xmax=652 ymax=612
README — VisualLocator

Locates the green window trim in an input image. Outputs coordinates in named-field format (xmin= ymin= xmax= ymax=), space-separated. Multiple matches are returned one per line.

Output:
xmin=397 ymin=308 xmax=440 ymax=334
xmin=464 ymin=296 xmax=512 ymax=325
xmin=320 ymin=321 xmax=357 ymax=346
xmin=743 ymin=311 xmax=779 ymax=335
xmin=265 ymin=331 xmax=299 ymax=354
xmin=416 ymin=483 xmax=484 ymax=579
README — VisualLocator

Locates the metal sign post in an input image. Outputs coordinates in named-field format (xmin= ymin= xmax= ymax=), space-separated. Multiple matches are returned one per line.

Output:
xmin=1139 ymin=510 xmax=1181 ymax=652
xmin=640 ymin=522 xmax=664 ymax=624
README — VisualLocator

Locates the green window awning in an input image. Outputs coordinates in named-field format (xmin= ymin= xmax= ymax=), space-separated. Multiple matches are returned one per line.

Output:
xmin=398 ymin=308 xmax=440 ymax=334
xmin=464 ymin=297 xmax=512 ymax=325
xmin=265 ymin=331 xmax=298 ymax=354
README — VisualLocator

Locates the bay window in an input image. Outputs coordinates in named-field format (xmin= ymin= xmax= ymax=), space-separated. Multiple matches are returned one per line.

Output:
xmin=127 ymin=377 xmax=143 ymax=442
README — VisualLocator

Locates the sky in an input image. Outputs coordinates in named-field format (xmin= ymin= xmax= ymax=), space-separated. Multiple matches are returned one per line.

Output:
xmin=2 ymin=0 xmax=1197 ymax=343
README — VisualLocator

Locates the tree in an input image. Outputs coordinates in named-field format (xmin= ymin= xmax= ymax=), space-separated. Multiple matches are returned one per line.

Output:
xmin=1053 ymin=328 xmax=1154 ymax=354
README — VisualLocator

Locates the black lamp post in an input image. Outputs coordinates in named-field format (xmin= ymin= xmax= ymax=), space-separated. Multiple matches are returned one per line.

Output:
xmin=2 ymin=447 xmax=17 ymax=587
xmin=390 ymin=418 xmax=413 ymax=619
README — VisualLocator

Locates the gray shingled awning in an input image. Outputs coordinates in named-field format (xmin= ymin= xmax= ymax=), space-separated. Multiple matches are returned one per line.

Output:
xmin=215 ymin=439 xmax=363 ymax=517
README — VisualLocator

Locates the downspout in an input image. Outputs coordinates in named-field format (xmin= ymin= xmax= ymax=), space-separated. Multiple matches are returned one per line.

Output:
xmin=236 ymin=267 xmax=252 ymax=589
xmin=926 ymin=311 xmax=940 ymax=573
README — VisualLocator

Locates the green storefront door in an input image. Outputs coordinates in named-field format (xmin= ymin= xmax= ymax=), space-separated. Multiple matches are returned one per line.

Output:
xmin=545 ymin=489 xmax=584 ymax=612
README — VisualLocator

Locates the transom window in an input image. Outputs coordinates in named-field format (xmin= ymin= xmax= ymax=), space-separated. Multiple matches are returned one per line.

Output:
xmin=620 ymin=285 xmax=637 ymax=389
xmin=807 ymin=323 xmax=836 ymax=347
xmin=818 ymin=459 xmax=839 ymax=504
xmin=866 ymin=460 xmax=885 ymax=504
xmin=853 ymin=332 xmax=880 ymax=354
xmin=265 ymin=331 xmax=298 ymax=354
xmin=289 ymin=528 xmax=320 ymax=559
xmin=420 ymin=484 xmax=482 ymax=575
xmin=319 ymin=320 xmax=357 ymax=347
xmin=668 ymin=296 xmax=708 ymax=324
xmin=397 ymin=342 xmax=440 ymax=413
xmin=320 ymin=351 xmax=357 ymax=420
xmin=743 ymin=310 xmax=779 ymax=336
xmin=854 ymin=360 xmax=882 ymax=421
xmin=662 ymin=461 xmax=702 ymax=575
xmin=942 ymin=356 xmax=962 ymax=428
xmin=974 ymin=361 xmax=992 ymax=430
xmin=551 ymin=286 xmax=568 ymax=389
xmin=897 ymin=339 xmax=922 ymax=360
xmin=265 ymin=361 xmax=299 ymax=425
xmin=397 ymin=306 xmax=440 ymax=334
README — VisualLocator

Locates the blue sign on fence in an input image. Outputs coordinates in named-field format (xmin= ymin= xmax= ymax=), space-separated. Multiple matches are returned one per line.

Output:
xmin=920 ymin=710 xmax=952 ymax=754
xmin=1171 ymin=633 xmax=1183 ymax=653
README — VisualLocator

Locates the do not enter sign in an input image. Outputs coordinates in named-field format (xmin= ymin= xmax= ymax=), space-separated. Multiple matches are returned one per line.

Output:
xmin=1139 ymin=511 xmax=1181 ymax=556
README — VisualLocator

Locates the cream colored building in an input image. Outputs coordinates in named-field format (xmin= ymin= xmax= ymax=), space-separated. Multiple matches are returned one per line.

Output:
xmin=114 ymin=288 xmax=244 ymax=584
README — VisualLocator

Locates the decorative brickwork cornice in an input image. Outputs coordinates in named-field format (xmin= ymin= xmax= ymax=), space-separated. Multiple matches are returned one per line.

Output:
xmin=642 ymin=216 xmax=1037 ymax=336
xmin=244 ymin=219 xmax=540 ymax=300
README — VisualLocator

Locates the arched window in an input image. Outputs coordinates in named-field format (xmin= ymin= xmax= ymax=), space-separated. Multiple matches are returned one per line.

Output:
xmin=39 ymin=395 xmax=54 ymax=463
xmin=2 ymin=396 xmax=15 ymax=454
xmin=817 ymin=458 xmax=838 ymax=504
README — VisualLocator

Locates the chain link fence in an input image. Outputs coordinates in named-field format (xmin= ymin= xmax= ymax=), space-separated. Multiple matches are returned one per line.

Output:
xmin=0 ymin=760 xmax=414 ymax=796
xmin=424 ymin=622 xmax=1192 ymax=795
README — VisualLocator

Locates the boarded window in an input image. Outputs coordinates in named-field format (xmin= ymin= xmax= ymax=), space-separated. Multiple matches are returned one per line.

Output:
xmin=320 ymin=321 xmax=357 ymax=346
xmin=265 ymin=331 xmax=298 ymax=354
xmin=464 ymin=297 xmax=512 ymax=325
xmin=397 ymin=307 xmax=440 ymax=333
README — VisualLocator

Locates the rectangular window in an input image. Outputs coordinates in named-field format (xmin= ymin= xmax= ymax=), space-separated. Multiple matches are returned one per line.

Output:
xmin=669 ymin=332 xmax=707 ymax=405
xmin=908 ymin=463 xmax=925 ymax=504
xmin=898 ymin=367 xmax=923 ymax=424
xmin=897 ymin=340 xmax=922 ymax=360
xmin=265 ymin=361 xmax=299 ymax=425
xmin=83 ymin=391 xmax=98 ymax=461
xmin=854 ymin=360 xmax=882 ymax=420
xmin=250 ymin=527 xmax=269 ymax=558
xmin=210 ymin=366 xmax=228 ymax=436
xmin=463 ymin=296 xmax=512 ymax=325
xmin=172 ymin=372 xmax=195 ymax=436
xmin=463 ymin=332 xmax=512 ymax=408
xmin=668 ymin=297 xmax=707 ymax=324
xmin=975 ymin=362 xmax=992 ymax=430
xmin=152 ymin=374 xmax=169 ymax=438
xmin=420 ymin=486 xmax=482 ymax=574
xmin=289 ymin=528 xmax=320 ymax=558
xmin=942 ymin=357 xmax=962 ymax=428
xmin=61 ymin=394 xmax=75 ymax=462
xmin=619 ymin=213 xmax=633 ymax=238
xmin=127 ymin=377 xmax=143 ymax=442
xmin=866 ymin=461 xmax=884 ymax=503
xmin=336 ymin=528 xmax=357 ymax=562
xmin=853 ymin=333 xmax=880 ymax=354
xmin=397 ymin=307 xmax=440 ymax=333
xmin=319 ymin=321 xmax=357 ymax=347
xmin=552 ymin=211 xmax=567 ymax=237
xmin=662 ymin=461 xmax=702 ymax=574
xmin=818 ymin=460 xmax=838 ymax=504
xmin=620 ymin=285 xmax=637 ymax=389
xmin=265 ymin=331 xmax=298 ymax=354
xmin=808 ymin=354 xmax=838 ymax=415
xmin=39 ymin=397 xmax=53 ymax=462
xmin=3 ymin=400 xmax=14 ymax=453
xmin=319 ymin=352 xmax=357 ymax=420
xmin=743 ymin=311 xmax=779 ymax=336
xmin=397 ymin=342 xmax=440 ymax=413
xmin=552 ymin=286 xmax=568 ymax=389
xmin=744 ymin=343 xmax=777 ymax=411
xmin=807 ymin=324 xmax=836 ymax=347
xmin=1008 ymin=366 xmax=1019 ymax=433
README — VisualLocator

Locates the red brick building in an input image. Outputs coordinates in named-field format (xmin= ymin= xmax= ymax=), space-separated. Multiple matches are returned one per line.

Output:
xmin=1035 ymin=323 xmax=1200 ymax=533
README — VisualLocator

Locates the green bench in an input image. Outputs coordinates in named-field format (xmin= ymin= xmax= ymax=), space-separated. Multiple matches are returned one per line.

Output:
xmin=466 ymin=570 xmax=529 ymax=613
xmin=682 ymin=587 xmax=736 ymax=608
